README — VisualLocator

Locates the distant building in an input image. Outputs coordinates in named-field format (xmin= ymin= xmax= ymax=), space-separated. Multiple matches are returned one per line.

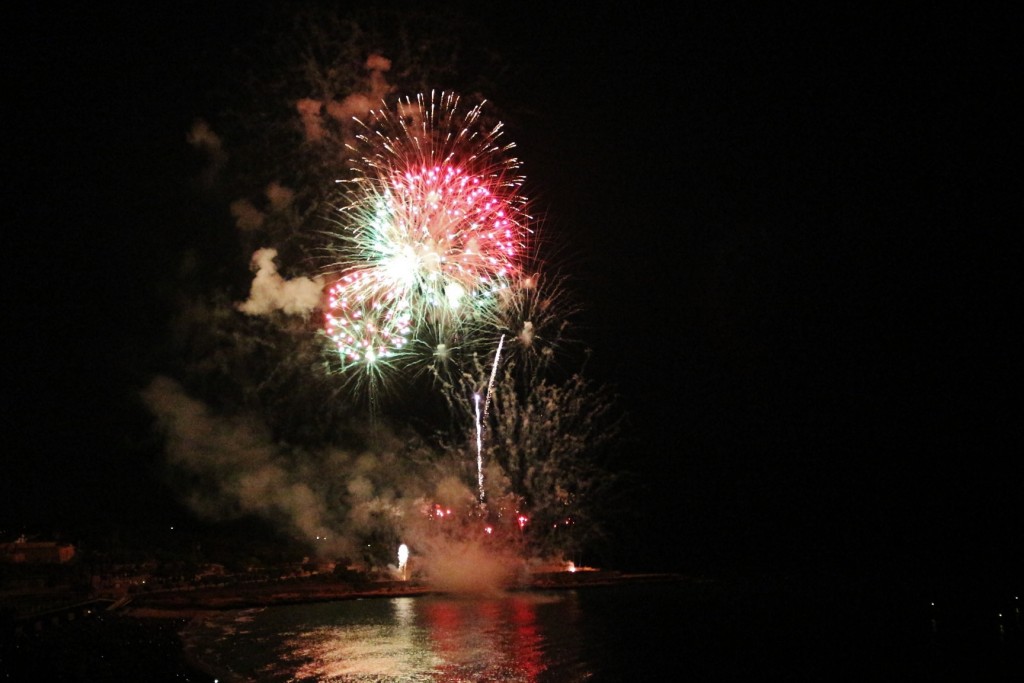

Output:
xmin=0 ymin=536 xmax=76 ymax=564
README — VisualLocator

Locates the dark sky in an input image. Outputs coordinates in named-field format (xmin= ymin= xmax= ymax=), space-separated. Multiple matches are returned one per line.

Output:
xmin=4 ymin=4 xmax=1019 ymax=580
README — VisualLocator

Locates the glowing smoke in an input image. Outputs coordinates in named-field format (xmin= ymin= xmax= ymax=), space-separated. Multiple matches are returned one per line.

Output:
xmin=237 ymin=248 xmax=325 ymax=316
xmin=412 ymin=536 xmax=523 ymax=595
xmin=141 ymin=376 xmax=531 ymax=591
xmin=399 ymin=481 xmax=527 ymax=594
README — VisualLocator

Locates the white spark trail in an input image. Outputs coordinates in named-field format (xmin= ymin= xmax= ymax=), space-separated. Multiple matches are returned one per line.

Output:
xmin=483 ymin=334 xmax=505 ymax=419
xmin=475 ymin=393 xmax=484 ymax=502
xmin=475 ymin=335 xmax=505 ymax=503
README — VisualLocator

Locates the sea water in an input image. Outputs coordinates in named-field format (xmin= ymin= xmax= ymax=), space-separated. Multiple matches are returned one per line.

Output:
xmin=182 ymin=580 xmax=1021 ymax=681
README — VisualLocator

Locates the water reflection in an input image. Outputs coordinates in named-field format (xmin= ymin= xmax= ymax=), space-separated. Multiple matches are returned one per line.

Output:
xmin=188 ymin=591 xmax=585 ymax=682
xmin=285 ymin=619 xmax=439 ymax=681
xmin=420 ymin=595 xmax=549 ymax=680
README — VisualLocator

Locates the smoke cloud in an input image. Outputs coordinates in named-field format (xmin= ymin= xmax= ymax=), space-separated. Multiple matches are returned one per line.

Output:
xmin=296 ymin=98 xmax=326 ymax=143
xmin=141 ymin=375 xmax=535 ymax=590
xmin=186 ymin=119 xmax=227 ymax=186
xmin=140 ymin=375 xmax=344 ymax=550
xmin=265 ymin=182 xmax=295 ymax=212
xmin=230 ymin=199 xmax=265 ymax=231
xmin=236 ymin=248 xmax=325 ymax=317
xmin=297 ymin=53 xmax=395 ymax=144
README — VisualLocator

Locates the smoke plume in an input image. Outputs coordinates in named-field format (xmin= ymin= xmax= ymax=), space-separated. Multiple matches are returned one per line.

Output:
xmin=236 ymin=248 xmax=325 ymax=317
xmin=141 ymin=376 xmax=530 ymax=590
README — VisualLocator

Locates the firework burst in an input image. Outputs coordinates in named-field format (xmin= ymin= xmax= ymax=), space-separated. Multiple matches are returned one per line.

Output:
xmin=485 ymin=267 xmax=578 ymax=372
xmin=324 ymin=92 xmax=531 ymax=382
xmin=324 ymin=270 xmax=413 ymax=368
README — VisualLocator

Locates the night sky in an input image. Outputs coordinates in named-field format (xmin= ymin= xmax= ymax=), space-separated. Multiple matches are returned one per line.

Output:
xmin=4 ymin=4 xmax=1018 ymax=584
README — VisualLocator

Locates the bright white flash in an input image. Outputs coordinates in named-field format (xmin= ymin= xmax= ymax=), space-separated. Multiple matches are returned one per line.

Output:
xmin=398 ymin=543 xmax=409 ymax=569
xmin=384 ymin=247 xmax=418 ymax=286
xmin=444 ymin=282 xmax=465 ymax=308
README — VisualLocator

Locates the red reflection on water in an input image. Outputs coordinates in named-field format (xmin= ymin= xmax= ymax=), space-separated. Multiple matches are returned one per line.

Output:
xmin=510 ymin=596 xmax=545 ymax=680
xmin=421 ymin=600 xmax=463 ymax=662
xmin=420 ymin=596 xmax=546 ymax=681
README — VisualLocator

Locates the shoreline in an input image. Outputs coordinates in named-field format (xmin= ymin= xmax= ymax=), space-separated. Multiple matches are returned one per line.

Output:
xmin=121 ymin=570 xmax=688 ymax=615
